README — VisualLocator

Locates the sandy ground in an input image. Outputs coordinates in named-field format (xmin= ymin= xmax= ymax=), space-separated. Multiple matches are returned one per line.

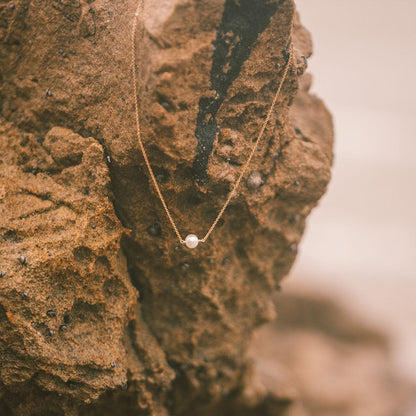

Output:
xmin=289 ymin=0 xmax=416 ymax=381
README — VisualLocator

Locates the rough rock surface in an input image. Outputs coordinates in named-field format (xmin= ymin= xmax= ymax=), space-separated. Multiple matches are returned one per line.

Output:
xmin=0 ymin=0 xmax=333 ymax=415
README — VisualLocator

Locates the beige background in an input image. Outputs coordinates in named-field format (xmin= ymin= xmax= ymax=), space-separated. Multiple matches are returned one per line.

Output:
xmin=289 ymin=0 xmax=416 ymax=381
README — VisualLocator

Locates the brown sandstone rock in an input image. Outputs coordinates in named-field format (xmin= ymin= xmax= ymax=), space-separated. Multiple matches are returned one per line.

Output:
xmin=0 ymin=0 xmax=333 ymax=414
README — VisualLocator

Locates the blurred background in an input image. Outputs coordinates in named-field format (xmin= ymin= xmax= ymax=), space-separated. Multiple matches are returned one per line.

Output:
xmin=287 ymin=0 xmax=416 ymax=382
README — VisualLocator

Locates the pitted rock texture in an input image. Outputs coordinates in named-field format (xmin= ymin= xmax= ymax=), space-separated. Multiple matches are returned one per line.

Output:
xmin=0 ymin=0 xmax=333 ymax=415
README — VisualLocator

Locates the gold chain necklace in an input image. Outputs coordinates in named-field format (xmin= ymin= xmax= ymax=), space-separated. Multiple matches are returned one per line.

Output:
xmin=131 ymin=1 xmax=294 ymax=249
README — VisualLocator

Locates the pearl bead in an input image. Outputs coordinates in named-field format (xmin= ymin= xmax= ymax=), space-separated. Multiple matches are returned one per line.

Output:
xmin=184 ymin=234 xmax=199 ymax=249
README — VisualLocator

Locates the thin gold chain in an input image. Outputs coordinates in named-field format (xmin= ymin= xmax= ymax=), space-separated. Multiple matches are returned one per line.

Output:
xmin=131 ymin=0 xmax=294 ymax=245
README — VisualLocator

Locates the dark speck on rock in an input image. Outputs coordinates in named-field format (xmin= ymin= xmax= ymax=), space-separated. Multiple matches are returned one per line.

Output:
xmin=0 ymin=271 xmax=5 ymax=277
xmin=9 ymin=3 xmax=15 ymax=9
xmin=91 ymin=224 xmax=96 ymax=229
xmin=45 ymin=89 xmax=52 ymax=97
xmin=59 ymin=324 xmax=67 ymax=332
xmin=66 ymin=381 xmax=76 ymax=389
xmin=22 ymin=292 xmax=29 ymax=299
xmin=294 ymin=180 xmax=300 ymax=186
xmin=155 ymin=172 xmax=167 ymax=184
xmin=48 ymin=329 xmax=56 ymax=336
xmin=289 ymin=214 xmax=300 ymax=224
xmin=18 ymin=255 xmax=27 ymax=265
xmin=110 ymin=362 xmax=117 ymax=368
xmin=63 ymin=314 xmax=72 ymax=324
xmin=222 ymin=257 xmax=230 ymax=266
xmin=282 ymin=49 xmax=290 ymax=61
xmin=146 ymin=222 xmax=162 ymax=237
xmin=180 ymin=263 xmax=190 ymax=271
xmin=46 ymin=310 xmax=57 ymax=318
xmin=58 ymin=49 xmax=67 ymax=58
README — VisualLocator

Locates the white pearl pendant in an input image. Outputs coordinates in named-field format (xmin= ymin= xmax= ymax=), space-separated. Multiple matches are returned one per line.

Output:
xmin=184 ymin=234 xmax=199 ymax=249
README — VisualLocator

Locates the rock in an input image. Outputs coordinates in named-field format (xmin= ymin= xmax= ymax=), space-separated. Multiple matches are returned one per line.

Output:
xmin=0 ymin=0 xmax=333 ymax=415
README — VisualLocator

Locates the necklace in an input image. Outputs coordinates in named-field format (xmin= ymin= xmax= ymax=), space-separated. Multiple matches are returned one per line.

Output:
xmin=131 ymin=1 xmax=294 ymax=249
